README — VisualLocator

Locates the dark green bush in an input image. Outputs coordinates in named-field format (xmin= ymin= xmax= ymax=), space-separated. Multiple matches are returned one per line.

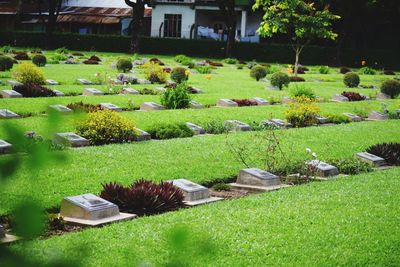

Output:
xmin=32 ymin=54 xmax=47 ymax=67
xmin=148 ymin=123 xmax=194 ymax=140
xmin=0 ymin=55 xmax=14 ymax=71
xmin=359 ymin=67 xmax=376 ymax=75
xmin=381 ymin=79 xmax=400 ymax=99
xmin=343 ymin=72 xmax=360 ymax=88
xmin=318 ymin=66 xmax=330 ymax=74
xmin=271 ymin=72 xmax=290 ymax=90
xmin=250 ymin=65 xmax=267 ymax=81
xmin=116 ymin=58 xmax=133 ymax=73
xmin=160 ymin=82 xmax=192 ymax=109
xmin=195 ymin=65 xmax=212 ymax=74
xmin=170 ymin=67 xmax=188 ymax=83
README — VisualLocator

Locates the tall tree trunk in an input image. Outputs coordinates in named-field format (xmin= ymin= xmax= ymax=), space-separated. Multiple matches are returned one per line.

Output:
xmin=46 ymin=0 xmax=62 ymax=49
xmin=14 ymin=0 xmax=23 ymax=30
xmin=294 ymin=47 xmax=300 ymax=76
xmin=226 ymin=20 xmax=236 ymax=57
xmin=217 ymin=0 xmax=237 ymax=58
xmin=130 ymin=4 xmax=145 ymax=53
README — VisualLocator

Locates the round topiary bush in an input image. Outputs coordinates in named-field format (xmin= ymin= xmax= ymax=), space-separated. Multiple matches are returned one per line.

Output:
xmin=250 ymin=65 xmax=267 ymax=81
xmin=0 ymin=55 xmax=14 ymax=71
xmin=32 ymin=54 xmax=47 ymax=67
xmin=170 ymin=67 xmax=189 ymax=83
xmin=13 ymin=62 xmax=46 ymax=85
xmin=343 ymin=72 xmax=360 ymax=88
xmin=116 ymin=58 xmax=133 ymax=73
xmin=381 ymin=80 xmax=400 ymax=99
xmin=270 ymin=72 xmax=290 ymax=90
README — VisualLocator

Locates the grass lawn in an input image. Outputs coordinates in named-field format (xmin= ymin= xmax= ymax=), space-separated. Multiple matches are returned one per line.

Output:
xmin=9 ymin=167 xmax=400 ymax=266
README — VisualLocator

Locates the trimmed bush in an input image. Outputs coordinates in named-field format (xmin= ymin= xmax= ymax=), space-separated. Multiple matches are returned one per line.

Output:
xmin=0 ymin=55 xmax=14 ymax=71
xmin=160 ymin=82 xmax=192 ymax=109
xmin=148 ymin=123 xmax=194 ymax=140
xmin=170 ymin=67 xmax=189 ymax=83
xmin=285 ymin=97 xmax=320 ymax=127
xmin=66 ymin=101 xmax=101 ymax=113
xmin=318 ymin=66 xmax=330 ymax=74
xmin=174 ymin=54 xmax=191 ymax=63
xmin=223 ymin=58 xmax=238 ymax=64
xmin=13 ymin=83 xmax=56 ymax=97
xmin=32 ymin=54 xmax=47 ymax=67
xmin=143 ymin=61 xmax=167 ymax=84
xmin=325 ymin=114 xmax=351 ymax=124
xmin=341 ymin=91 xmax=366 ymax=101
xmin=271 ymin=72 xmax=290 ymax=90
xmin=250 ymin=65 xmax=267 ymax=81
xmin=343 ymin=72 xmax=360 ymax=88
xmin=116 ymin=58 xmax=133 ymax=73
xmin=381 ymin=79 xmax=400 ymax=99
xmin=13 ymin=62 xmax=45 ymax=85
xmin=359 ymin=67 xmax=376 ymax=75
xmin=76 ymin=110 xmax=138 ymax=145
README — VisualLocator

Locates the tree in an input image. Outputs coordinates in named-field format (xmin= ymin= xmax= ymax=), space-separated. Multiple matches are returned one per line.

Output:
xmin=216 ymin=0 xmax=237 ymax=57
xmin=253 ymin=0 xmax=340 ymax=75
xmin=125 ymin=0 xmax=149 ymax=53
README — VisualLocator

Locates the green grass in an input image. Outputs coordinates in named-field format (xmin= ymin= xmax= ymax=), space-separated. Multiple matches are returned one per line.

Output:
xmin=0 ymin=120 xmax=399 ymax=215
xmin=10 ymin=167 xmax=400 ymax=266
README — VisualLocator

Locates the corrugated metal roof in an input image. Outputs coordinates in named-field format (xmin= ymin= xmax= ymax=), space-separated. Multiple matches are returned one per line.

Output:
xmin=0 ymin=5 xmax=17 ymax=14
xmin=57 ymin=15 xmax=120 ymax=24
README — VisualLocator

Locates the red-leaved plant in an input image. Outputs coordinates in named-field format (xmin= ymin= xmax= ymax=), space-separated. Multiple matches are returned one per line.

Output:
xmin=232 ymin=99 xmax=258 ymax=106
xmin=341 ymin=91 xmax=366 ymax=101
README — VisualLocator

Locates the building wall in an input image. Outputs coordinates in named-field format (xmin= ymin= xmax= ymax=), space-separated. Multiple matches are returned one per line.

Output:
xmin=151 ymin=5 xmax=195 ymax=38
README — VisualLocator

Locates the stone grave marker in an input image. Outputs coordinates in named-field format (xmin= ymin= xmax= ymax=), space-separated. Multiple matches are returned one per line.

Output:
xmin=0 ymin=224 xmax=18 ymax=244
xmin=60 ymin=193 xmax=136 ymax=226
xmin=269 ymin=119 xmax=292 ymax=128
xmin=82 ymin=88 xmax=104 ymax=96
xmin=165 ymin=80 xmax=177 ymax=87
xmin=121 ymin=88 xmax=139 ymax=95
xmin=52 ymin=89 xmax=65 ymax=96
xmin=230 ymin=168 xmax=289 ymax=192
xmin=46 ymin=79 xmax=59 ymax=85
xmin=316 ymin=116 xmax=330 ymax=124
xmin=109 ymin=78 xmax=123 ymax=85
xmin=224 ymin=120 xmax=252 ymax=132
xmin=171 ymin=179 xmax=222 ymax=206
xmin=217 ymin=99 xmax=238 ymax=107
xmin=135 ymin=128 xmax=151 ymax=141
xmin=186 ymin=122 xmax=205 ymax=135
xmin=332 ymin=94 xmax=349 ymax=102
xmin=189 ymin=87 xmax=203 ymax=94
xmin=7 ymin=80 xmax=23 ymax=87
xmin=100 ymin=103 xmax=122 ymax=112
xmin=0 ymin=140 xmax=12 ymax=154
xmin=376 ymin=92 xmax=390 ymax=100
xmin=368 ymin=111 xmax=388 ymax=120
xmin=266 ymin=85 xmax=278 ymax=90
xmin=281 ymin=97 xmax=293 ymax=104
xmin=54 ymin=132 xmax=89 ymax=147
xmin=343 ymin=113 xmax=362 ymax=122
xmin=49 ymin=105 xmax=73 ymax=114
xmin=140 ymin=102 xmax=165 ymax=111
xmin=153 ymin=87 xmax=166 ymax=93
xmin=356 ymin=152 xmax=386 ymax=167
xmin=307 ymin=160 xmax=339 ymax=177
xmin=189 ymin=100 xmax=204 ymax=109
xmin=0 ymin=109 xmax=20 ymax=119
xmin=77 ymin=78 xmax=92 ymax=85
xmin=1 ymin=90 xmax=22 ymax=98
xmin=137 ymin=78 xmax=151 ymax=84
xmin=250 ymin=97 xmax=269 ymax=106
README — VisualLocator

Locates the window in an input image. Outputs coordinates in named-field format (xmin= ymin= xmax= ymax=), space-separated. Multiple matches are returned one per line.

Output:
xmin=164 ymin=14 xmax=182 ymax=38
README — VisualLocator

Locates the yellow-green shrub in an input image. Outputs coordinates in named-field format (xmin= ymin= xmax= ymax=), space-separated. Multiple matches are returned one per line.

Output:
xmin=142 ymin=61 xmax=167 ymax=84
xmin=285 ymin=97 xmax=320 ymax=127
xmin=76 ymin=110 xmax=138 ymax=145
xmin=13 ymin=62 xmax=45 ymax=85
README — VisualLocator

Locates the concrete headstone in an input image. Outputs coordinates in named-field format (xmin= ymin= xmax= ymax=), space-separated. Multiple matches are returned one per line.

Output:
xmin=217 ymin=99 xmax=238 ymax=107
xmin=0 ymin=109 xmax=20 ymax=119
xmin=376 ymin=92 xmax=390 ymax=100
xmin=52 ymin=89 xmax=65 ymax=96
xmin=172 ymin=179 xmax=210 ymax=202
xmin=356 ymin=152 xmax=386 ymax=167
xmin=332 ymin=94 xmax=349 ymax=102
xmin=77 ymin=79 xmax=92 ymax=85
xmin=316 ymin=116 xmax=330 ymax=124
xmin=134 ymin=128 xmax=151 ymax=141
xmin=186 ymin=122 xmax=205 ymax=135
xmin=121 ymin=88 xmax=140 ymax=95
xmin=281 ymin=97 xmax=293 ymax=104
xmin=236 ymin=168 xmax=281 ymax=187
xmin=82 ymin=88 xmax=104 ymax=96
xmin=368 ymin=111 xmax=388 ymax=120
xmin=49 ymin=105 xmax=73 ymax=114
xmin=308 ymin=160 xmax=339 ymax=177
xmin=54 ymin=132 xmax=89 ymax=147
xmin=100 ymin=103 xmax=122 ymax=112
xmin=46 ymin=79 xmax=59 ymax=85
xmin=7 ymin=80 xmax=23 ymax=87
xmin=269 ymin=119 xmax=292 ymax=128
xmin=250 ymin=97 xmax=269 ymax=106
xmin=224 ymin=120 xmax=252 ymax=132
xmin=140 ymin=102 xmax=165 ymax=111
xmin=137 ymin=78 xmax=151 ymax=84
xmin=0 ymin=140 xmax=12 ymax=154
xmin=343 ymin=113 xmax=362 ymax=122
xmin=1 ymin=90 xmax=22 ymax=98
xmin=189 ymin=100 xmax=204 ymax=109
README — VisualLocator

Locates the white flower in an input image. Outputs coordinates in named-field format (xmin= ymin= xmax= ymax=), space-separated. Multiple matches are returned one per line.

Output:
xmin=312 ymin=152 xmax=317 ymax=158
xmin=109 ymin=88 xmax=113 ymax=92
xmin=306 ymin=148 xmax=311 ymax=153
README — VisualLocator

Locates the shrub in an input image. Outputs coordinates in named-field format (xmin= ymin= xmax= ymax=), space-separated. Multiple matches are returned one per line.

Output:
xmin=89 ymin=55 xmax=101 ymax=62
xmin=381 ymin=79 xmax=400 ymax=99
xmin=271 ymin=72 xmax=290 ymax=90
xmin=32 ymin=54 xmax=47 ymax=67
xmin=212 ymin=183 xmax=231 ymax=191
xmin=203 ymin=120 xmax=229 ymax=134
xmin=83 ymin=59 xmax=99 ymax=65
xmin=170 ymin=67 xmax=189 ymax=83
xmin=160 ymin=82 xmax=192 ymax=109
xmin=72 ymin=52 xmax=84 ymax=56
xmin=100 ymin=180 xmax=185 ymax=216
xmin=359 ymin=67 xmax=376 ymax=75
xmin=2 ymin=45 xmax=13 ymax=53
xmin=117 ymin=73 xmax=137 ymax=84
xmin=0 ymin=56 xmax=14 ymax=71
xmin=148 ymin=123 xmax=194 ymax=140
xmin=285 ymin=97 xmax=320 ymax=127
xmin=55 ymin=47 xmax=69 ymax=54
xmin=325 ymin=114 xmax=351 ymax=124
xmin=223 ymin=58 xmax=238 ymax=64
xmin=290 ymin=76 xmax=305 ymax=82
xmin=289 ymin=85 xmax=316 ymax=99
xmin=341 ymin=91 xmax=366 ymax=101
xmin=236 ymin=64 xmax=244 ymax=70
xmin=367 ymin=143 xmax=400 ymax=166
xmin=174 ymin=54 xmax=191 ymax=63
xmin=14 ymin=52 xmax=30 ymax=60
xmin=76 ymin=110 xmax=138 ymax=145
xmin=383 ymin=70 xmax=395 ymax=75
xmin=140 ymin=88 xmax=160 ymax=95
xmin=318 ymin=66 xmax=330 ymax=74
xmin=232 ymin=99 xmax=257 ymax=106
xmin=13 ymin=83 xmax=56 ymax=97
xmin=13 ymin=62 xmax=45 ymax=85
xmin=343 ymin=72 xmax=360 ymax=88
xmin=51 ymin=54 xmax=69 ymax=62
xmin=340 ymin=67 xmax=351 ymax=74
xmin=116 ymin=58 xmax=133 ymax=73
xmin=195 ymin=65 xmax=212 ymax=74
xmin=206 ymin=60 xmax=223 ymax=67
xmin=250 ymin=65 xmax=267 ymax=81
xmin=149 ymin=58 xmax=165 ymax=66
xmin=143 ymin=61 xmax=167 ymax=84
xmin=330 ymin=158 xmax=373 ymax=175
xmin=66 ymin=101 xmax=101 ymax=113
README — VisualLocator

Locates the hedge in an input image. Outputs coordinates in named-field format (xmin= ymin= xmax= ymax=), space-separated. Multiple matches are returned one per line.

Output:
xmin=0 ymin=31 xmax=398 ymax=69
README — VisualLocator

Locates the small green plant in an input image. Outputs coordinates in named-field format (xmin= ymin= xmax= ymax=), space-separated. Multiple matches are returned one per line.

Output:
xmin=51 ymin=54 xmax=68 ymax=62
xmin=55 ymin=47 xmax=69 ymax=54
xmin=318 ymin=66 xmax=330 ymax=74
xmin=13 ymin=62 xmax=46 ymax=85
xmin=160 ymin=82 xmax=192 ymax=109
xmin=212 ymin=183 xmax=231 ymax=191
xmin=250 ymin=65 xmax=267 ymax=81
xmin=170 ymin=67 xmax=189 ymax=83
xmin=32 ymin=54 xmax=47 ymax=67
xmin=148 ymin=123 xmax=194 ymax=140
xmin=381 ymin=79 xmax=400 ymax=99
xmin=195 ymin=65 xmax=212 ymax=74
xmin=0 ymin=55 xmax=14 ymax=71
xmin=330 ymin=158 xmax=373 ymax=175
xmin=325 ymin=114 xmax=351 ymax=124
xmin=223 ymin=58 xmax=238 ymax=64
xmin=343 ymin=72 xmax=360 ymax=88
xmin=203 ymin=120 xmax=230 ymax=134
xmin=174 ymin=54 xmax=191 ymax=63
xmin=271 ymin=72 xmax=290 ymax=90
xmin=116 ymin=58 xmax=133 ymax=73
xmin=359 ymin=67 xmax=376 ymax=75
xmin=143 ymin=61 xmax=167 ymax=84
xmin=1 ymin=45 xmax=13 ymax=53
xmin=289 ymin=85 xmax=316 ymax=99
xmin=236 ymin=64 xmax=244 ymax=70
xmin=285 ymin=97 xmax=320 ymax=127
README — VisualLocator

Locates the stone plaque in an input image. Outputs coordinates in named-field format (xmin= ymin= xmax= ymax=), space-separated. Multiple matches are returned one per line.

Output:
xmin=189 ymin=87 xmax=203 ymax=94
xmin=281 ymin=97 xmax=293 ymax=104
xmin=82 ymin=88 xmax=104 ymax=96
xmin=356 ymin=152 xmax=386 ymax=167
xmin=52 ymin=89 xmax=65 ymax=96
xmin=77 ymin=78 xmax=92 ymax=85
xmin=100 ymin=103 xmax=122 ymax=112
xmin=343 ymin=113 xmax=362 ymax=122
xmin=270 ymin=119 xmax=292 ymax=128
xmin=368 ymin=111 xmax=388 ymax=120
xmin=332 ymin=94 xmax=349 ymax=102
xmin=237 ymin=168 xmax=281 ymax=187
xmin=109 ymin=78 xmax=123 ymax=85
xmin=217 ymin=99 xmax=238 ymax=107
xmin=46 ymin=79 xmax=59 ymax=85
xmin=189 ymin=100 xmax=204 ymax=109
xmin=153 ymin=87 xmax=166 ymax=93
xmin=224 ymin=120 xmax=252 ymax=132
xmin=260 ymin=120 xmax=278 ymax=129
xmin=140 ymin=102 xmax=165 ymax=111
xmin=250 ymin=97 xmax=269 ymax=106
xmin=165 ymin=80 xmax=177 ymax=87
xmin=0 ymin=140 xmax=12 ymax=154
xmin=121 ymin=88 xmax=139 ymax=95
xmin=186 ymin=122 xmax=205 ymax=135
xmin=376 ymin=92 xmax=390 ymax=99
xmin=135 ymin=128 xmax=151 ymax=141
xmin=0 ymin=109 xmax=20 ymax=119
xmin=137 ymin=78 xmax=151 ymax=84
xmin=316 ymin=116 xmax=330 ymax=124
xmin=1 ymin=90 xmax=22 ymax=98
xmin=172 ymin=179 xmax=210 ymax=202
xmin=54 ymin=132 xmax=89 ymax=147
xmin=49 ymin=105 xmax=73 ymax=113
xmin=308 ymin=160 xmax=339 ymax=177
xmin=266 ymin=85 xmax=278 ymax=90
xmin=8 ymin=80 xmax=23 ymax=87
